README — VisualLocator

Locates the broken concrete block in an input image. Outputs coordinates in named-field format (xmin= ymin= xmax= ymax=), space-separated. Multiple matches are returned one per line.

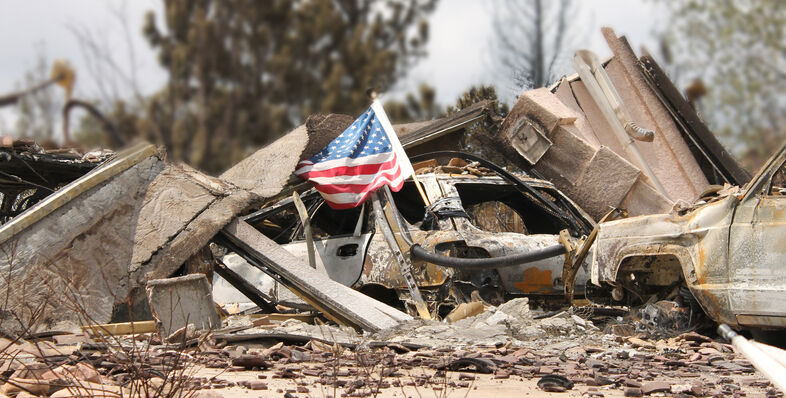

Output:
xmin=553 ymin=80 xmax=602 ymax=147
xmin=497 ymin=88 xmax=581 ymax=165
xmin=146 ymin=274 xmax=221 ymax=338
xmin=535 ymin=126 xmax=597 ymax=184
xmin=506 ymin=88 xmax=578 ymax=134
xmin=618 ymin=178 xmax=673 ymax=216
xmin=573 ymin=146 xmax=642 ymax=218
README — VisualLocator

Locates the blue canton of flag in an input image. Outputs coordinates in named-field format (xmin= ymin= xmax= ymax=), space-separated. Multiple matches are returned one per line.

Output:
xmin=310 ymin=109 xmax=392 ymax=162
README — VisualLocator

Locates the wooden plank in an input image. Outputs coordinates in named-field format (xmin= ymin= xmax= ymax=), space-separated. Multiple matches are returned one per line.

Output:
xmin=81 ymin=320 xmax=157 ymax=336
xmin=219 ymin=219 xmax=411 ymax=332
xmin=220 ymin=125 xmax=309 ymax=198
xmin=399 ymin=100 xmax=491 ymax=148
xmin=248 ymin=313 xmax=317 ymax=325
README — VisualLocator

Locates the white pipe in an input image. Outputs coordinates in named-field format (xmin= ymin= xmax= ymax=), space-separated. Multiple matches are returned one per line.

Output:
xmin=752 ymin=340 xmax=786 ymax=368
xmin=718 ymin=324 xmax=786 ymax=393
xmin=587 ymin=53 xmax=655 ymax=143
xmin=573 ymin=50 xmax=669 ymax=199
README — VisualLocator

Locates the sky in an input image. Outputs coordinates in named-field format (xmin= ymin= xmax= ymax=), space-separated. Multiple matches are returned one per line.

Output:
xmin=402 ymin=0 xmax=667 ymax=105
xmin=0 ymin=0 xmax=666 ymax=136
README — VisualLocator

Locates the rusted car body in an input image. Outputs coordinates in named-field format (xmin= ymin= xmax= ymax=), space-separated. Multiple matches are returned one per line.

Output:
xmin=220 ymin=153 xmax=595 ymax=316
xmin=591 ymin=144 xmax=786 ymax=329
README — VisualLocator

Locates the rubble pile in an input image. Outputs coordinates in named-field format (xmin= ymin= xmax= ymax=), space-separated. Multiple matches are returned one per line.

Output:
xmin=372 ymin=298 xmax=601 ymax=348
xmin=0 ymin=27 xmax=783 ymax=395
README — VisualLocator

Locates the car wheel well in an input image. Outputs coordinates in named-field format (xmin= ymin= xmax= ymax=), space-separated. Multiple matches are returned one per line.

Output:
xmin=613 ymin=254 xmax=685 ymax=306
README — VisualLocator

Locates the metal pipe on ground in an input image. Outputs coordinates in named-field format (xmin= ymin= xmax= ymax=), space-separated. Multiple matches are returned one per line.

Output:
xmin=717 ymin=324 xmax=786 ymax=393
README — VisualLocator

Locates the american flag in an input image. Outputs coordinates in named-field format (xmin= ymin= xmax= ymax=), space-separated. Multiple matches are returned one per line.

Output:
xmin=294 ymin=100 xmax=414 ymax=209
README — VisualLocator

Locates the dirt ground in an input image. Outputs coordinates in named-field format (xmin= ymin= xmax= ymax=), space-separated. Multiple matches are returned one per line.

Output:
xmin=193 ymin=365 xmax=774 ymax=398
xmin=183 ymin=325 xmax=779 ymax=398
xmin=1 ymin=302 xmax=780 ymax=397
xmin=171 ymin=301 xmax=782 ymax=398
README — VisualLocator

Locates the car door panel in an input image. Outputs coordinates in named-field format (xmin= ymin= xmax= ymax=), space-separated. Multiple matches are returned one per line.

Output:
xmin=729 ymin=157 xmax=786 ymax=326
xmin=282 ymin=233 xmax=372 ymax=287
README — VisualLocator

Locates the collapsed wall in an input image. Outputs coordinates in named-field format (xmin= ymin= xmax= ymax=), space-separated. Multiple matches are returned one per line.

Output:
xmin=0 ymin=121 xmax=312 ymax=327
xmin=0 ymin=143 xmax=257 ymax=327
xmin=495 ymin=28 xmax=745 ymax=220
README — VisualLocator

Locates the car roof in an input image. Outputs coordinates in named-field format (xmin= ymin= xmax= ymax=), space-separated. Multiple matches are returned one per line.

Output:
xmin=413 ymin=172 xmax=559 ymax=190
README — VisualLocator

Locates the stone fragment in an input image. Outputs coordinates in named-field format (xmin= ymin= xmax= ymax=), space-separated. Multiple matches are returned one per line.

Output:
xmin=699 ymin=347 xmax=720 ymax=355
xmin=671 ymin=384 xmax=694 ymax=394
xmin=628 ymin=337 xmax=655 ymax=350
xmin=0 ymin=378 xmax=54 ymax=396
xmin=680 ymin=332 xmax=712 ymax=343
xmin=49 ymin=382 xmax=123 ymax=398
xmin=146 ymin=274 xmax=221 ymax=339
xmin=508 ymin=88 xmax=579 ymax=134
xmin=231 ymin=355 xmax=271 ymax=370
xmin=641 ymin=381 xmax=670 ymax=395
xmin=192 ymin=392 xmax=224 ymax=398
xmin=624 ymin=388 xmax=643 ymax=397
xmin=625 ymin=379 xmax=642 ymax=388
xmin=593 ymin=374 xmax=614 ymax=386
xmin=248 ymin=381 xmax=268 ymax=390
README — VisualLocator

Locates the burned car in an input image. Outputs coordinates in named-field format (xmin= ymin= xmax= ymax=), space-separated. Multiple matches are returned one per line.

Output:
xmin=216 ymin=152 xmax=594 ymax=317
xmin=591 ymin=143 xmax=786 ymax=330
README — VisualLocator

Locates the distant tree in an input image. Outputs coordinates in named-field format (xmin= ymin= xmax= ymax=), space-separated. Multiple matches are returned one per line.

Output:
xmin=448 ymin=85 xmax=511 ymax=166
xmin=71 ymin=100 xmax=140 ymax=148
xmin=447 ymin=85 xmax=509 ymax=117
xmin=490 ymin=0 xmax=578 ymax=98
xmin=142 ymin=0 xmax=437 ymax=174
xmin=660 ymin=0 xmax=786 ymax=170
xmin=384 ymin=84 xmax=442 ymax=123
xmin=12 ymin=54 xmax=62 ymax=142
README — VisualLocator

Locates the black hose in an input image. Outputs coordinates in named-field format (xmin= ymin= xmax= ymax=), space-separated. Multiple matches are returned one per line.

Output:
xmin=410 ymin=243 xmax=566 ymax=270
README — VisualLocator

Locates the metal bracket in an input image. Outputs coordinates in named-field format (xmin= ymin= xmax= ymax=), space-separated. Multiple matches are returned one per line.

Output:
xmin=292 ymin=192 xmax=317 ymax=270
xmin=371 ymin=192 xmax=431 ymax=319
xmin=562 ymin=207 xmax=628 ymax=304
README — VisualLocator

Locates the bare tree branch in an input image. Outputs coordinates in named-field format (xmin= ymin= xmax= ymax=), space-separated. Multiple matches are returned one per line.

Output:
xmin=490 ymin=0 xmax=581 ymax=97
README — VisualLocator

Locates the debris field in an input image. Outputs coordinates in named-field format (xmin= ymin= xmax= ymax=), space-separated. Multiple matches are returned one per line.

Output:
xmin=0 ymin=28 xmax=783 ymax=397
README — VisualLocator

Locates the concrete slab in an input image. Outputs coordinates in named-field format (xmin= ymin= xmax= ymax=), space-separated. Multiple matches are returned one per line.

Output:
xmin=146 ymin=274 xmax=221 ymax=338
xmin=512 ymin=88 xmax=579 ymax=134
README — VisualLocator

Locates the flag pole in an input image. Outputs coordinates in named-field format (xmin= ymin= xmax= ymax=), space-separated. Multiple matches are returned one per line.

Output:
xmin=411 ymin=172 xmax=432 ymax=207
xmin=368 ymin=90 xmax=431 ymax=208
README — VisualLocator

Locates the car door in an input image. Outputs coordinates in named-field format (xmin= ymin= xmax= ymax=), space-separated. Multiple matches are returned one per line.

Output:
xmin=728 ymin=146 xmax=786 ymax=328
xmin=284 ymin=199 xmax=371 ymax=287
xmin=245 ymin=193 xmax=372 ymax=287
